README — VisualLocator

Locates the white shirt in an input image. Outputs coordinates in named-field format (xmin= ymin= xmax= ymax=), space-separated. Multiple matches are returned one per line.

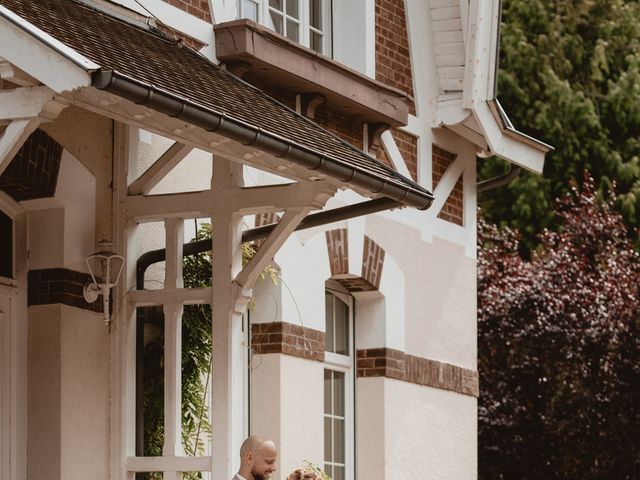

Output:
xmin=233 ymin=474 xmax=248 ymax=480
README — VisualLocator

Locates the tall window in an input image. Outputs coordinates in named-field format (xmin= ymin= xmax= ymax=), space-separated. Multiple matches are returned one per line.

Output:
xmin=240 ymin=0 xmax=332 ymax=55
xmin=324 ymin=289 xmax=353 ymax=480
xmin=0 ymin=210 xmax=12 ymax=279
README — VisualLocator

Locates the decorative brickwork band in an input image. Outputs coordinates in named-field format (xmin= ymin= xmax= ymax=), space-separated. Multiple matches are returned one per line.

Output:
xmin=251 ymin=321 xmax=325 ymax=362
xmin=28 ymin=268 xmax=103 ymax=313
xmin=432 ymin=145 xmax=464 ymax=226
xmin=357 ymin=348 xmax=479 ymax=397
xmin=325 ymin=228 xmax=349 ymax=275
xmin=362 ymin=236 xmax=385 ymax=289
xmin=0 ymin=129 xmax=62 ymax=201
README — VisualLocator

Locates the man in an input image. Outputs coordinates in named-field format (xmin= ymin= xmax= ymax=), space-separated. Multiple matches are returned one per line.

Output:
xmin=233 ymin=435 xmax=278 ymax=480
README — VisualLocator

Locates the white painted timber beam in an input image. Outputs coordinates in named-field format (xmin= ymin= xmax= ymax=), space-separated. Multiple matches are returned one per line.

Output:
xmin=163 ymin=218 xmax=185 ymax=465
xmin=217 ymin=181 xmax=335 ymax=215
xmin=0 ymin=5 xmax=96 ymax=92
xmin=0 ymin=118 xmax=40 ymax=176
xmin=234 ymin=206 xmax=312 ymax=289
xmin=127 ymin=181 xmax=336 ymax=221
xmin=380 ymin=130 xmax=413 ymax=179
xmin=0 ymin=86 xmax=56 ymax=120
xmin=126 ymin=456 xmax=212 ymax=472
xmin=426 ymin=155 xmax=465 ymax=219
xmin=128 ymin=287 xmax=212 ymax=307
xmin=126 ymin=190 xmax=212 ymax=221
xmin=0 ymin=59 xmax=38 ymax=86
xmin=128 ymin=142 xmax=194 ymax=195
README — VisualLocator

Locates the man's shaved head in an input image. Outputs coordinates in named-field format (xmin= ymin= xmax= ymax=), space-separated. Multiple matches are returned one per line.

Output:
xmin=238 ymin=435 xmax=277 ymax=480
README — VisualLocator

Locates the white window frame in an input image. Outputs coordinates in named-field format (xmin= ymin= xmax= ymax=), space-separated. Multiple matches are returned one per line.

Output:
xmin=239 ymin=0 xmax=333 ymax=56
xmin=324 ymin=288 xmax=354 ymax=480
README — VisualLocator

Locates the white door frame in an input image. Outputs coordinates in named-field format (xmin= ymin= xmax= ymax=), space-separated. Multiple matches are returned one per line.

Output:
xmin=0 ymin=191 xmax=28 ymax=480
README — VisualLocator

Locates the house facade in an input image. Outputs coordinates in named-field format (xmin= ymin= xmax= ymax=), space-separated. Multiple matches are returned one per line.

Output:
xmin=0 ymin=0 xmax=549 ymax=479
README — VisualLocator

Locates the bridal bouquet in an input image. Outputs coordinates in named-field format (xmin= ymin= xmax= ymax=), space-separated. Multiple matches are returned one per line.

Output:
xmin=286 ymin=462 xmax=331 ymax=480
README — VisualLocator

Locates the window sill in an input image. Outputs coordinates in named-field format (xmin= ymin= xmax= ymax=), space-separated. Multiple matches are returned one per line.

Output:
xmin=213 ymin=19 xmax=410 ymax=127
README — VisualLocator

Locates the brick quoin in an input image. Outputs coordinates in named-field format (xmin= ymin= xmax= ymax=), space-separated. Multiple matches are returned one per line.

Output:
xmin=432 ymin=145 xmax=464 ymax=226
xmin=162 ymin=0 xmax=211 ymax=22
xmin=375 ymin=0 xmax=416 ymax=115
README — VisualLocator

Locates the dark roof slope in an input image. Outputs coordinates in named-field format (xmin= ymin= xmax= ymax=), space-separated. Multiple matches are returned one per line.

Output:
xmin=0 ymin=0 xmax=433 ymax=209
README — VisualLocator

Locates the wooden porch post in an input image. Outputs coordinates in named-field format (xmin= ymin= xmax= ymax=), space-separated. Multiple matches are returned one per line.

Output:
xmin=210 ymin=158 xmax=250 ymax=480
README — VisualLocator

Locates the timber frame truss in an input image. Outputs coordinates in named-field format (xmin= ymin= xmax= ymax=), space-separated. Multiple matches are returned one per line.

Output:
xmin=111 ymin=122 xmax=336 ymax=480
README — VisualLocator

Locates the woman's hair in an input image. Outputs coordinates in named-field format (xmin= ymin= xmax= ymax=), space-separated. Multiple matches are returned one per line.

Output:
xmin=286 ymin=468 xmax=323 ymax=480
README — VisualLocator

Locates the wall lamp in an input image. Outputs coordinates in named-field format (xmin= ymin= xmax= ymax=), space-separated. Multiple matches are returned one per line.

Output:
xmin=83 ymin=239 xmax=124 ymax=325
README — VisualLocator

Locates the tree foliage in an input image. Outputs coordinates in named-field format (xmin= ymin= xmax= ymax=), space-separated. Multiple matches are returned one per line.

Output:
xmin=480 ymin=0 xmax=640 ymax=250
xmin=478 ymin=177 xmax=640 ymax=479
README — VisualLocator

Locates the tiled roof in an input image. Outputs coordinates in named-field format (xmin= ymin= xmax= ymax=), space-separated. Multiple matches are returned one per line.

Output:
xmin=0 ymin=0 xmax=433 ymax=208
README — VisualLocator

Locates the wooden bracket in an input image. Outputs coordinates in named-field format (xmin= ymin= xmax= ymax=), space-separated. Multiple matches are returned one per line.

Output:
xmin=301 ymin=93 xmax=326 ymax=119
xmin=128 ymin=142 xmax=194 ymax=195
xmin=234 ymin=206 xmax=312 ymax=289
xmin=367 ymin=122 xmax=390 ymax=151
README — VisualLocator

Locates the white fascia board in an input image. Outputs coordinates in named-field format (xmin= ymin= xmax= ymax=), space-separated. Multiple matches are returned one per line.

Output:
xmin=462 ymin=0 xmax=499 ymax=109
xmin=473 ymin=100 xmax=550 ymax=174
xmin=0 ymin=5 xmax=97 ymax=92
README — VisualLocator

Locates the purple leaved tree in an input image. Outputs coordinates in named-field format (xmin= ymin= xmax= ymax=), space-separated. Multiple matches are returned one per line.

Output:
xmin=478 ymin=175 xmax=640 ymax=479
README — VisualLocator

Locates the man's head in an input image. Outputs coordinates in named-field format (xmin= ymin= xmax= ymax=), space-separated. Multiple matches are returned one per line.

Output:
xmin=238 ymin=435 xmax=278 ymax=480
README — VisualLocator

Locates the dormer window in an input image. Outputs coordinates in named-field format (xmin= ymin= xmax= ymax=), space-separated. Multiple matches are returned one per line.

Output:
xmin=240 ymin=0 xmax=332 ymax=55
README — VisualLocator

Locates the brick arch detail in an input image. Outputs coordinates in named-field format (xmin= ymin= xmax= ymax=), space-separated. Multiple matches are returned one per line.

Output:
xmin=325 ymin=229 xmax=386 ymax=292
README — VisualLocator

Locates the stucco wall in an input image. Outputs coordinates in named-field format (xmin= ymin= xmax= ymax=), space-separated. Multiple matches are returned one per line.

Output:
xmin=365 ymin=214 xmax=477 ymax=369
xmin=40 ymin=106 xmax=112 ymax=247
xmin=358 ymin=377 xmax=477 ymax=480
xmin=27 ymin=304 xmax=110 ymax=480
xmin=251 ymin=354 xmax=324 ymax=479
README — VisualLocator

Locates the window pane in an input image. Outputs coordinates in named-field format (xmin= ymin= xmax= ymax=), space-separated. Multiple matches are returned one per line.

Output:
xmin=269 ymin=0 xmax=283 ymax=10
xmin=324 ymin=465 xmax=333 ymax=479
xmin=0 ymin=211 xmax=12 ymax=278
xmin=334 ymin=298 xmax=349 ymax=355
xmin=269 ymin=11 xmax=284 ymax=34
xmin=325 ymin=293 xmax=334 ymax=352
xmin=324 ymin=416 xmax=332 ymax=461
xmin=333 ymin=418 xmax=345 ymax=463
xmin=310 ymin=31 xmax=323 ymax=53
xmin=324 ymin=369 xmax=332 ymax=413
xmin=286 ymin=0 xmax=299 ymax=17
xmin=309 ymin=0 xmax=322 ymax=29
xmin=333 ymin=466 xmax=345 ymax=480
xmin=286 ymin=19 xmax=299 ymax=42
xmin=333 ymin=371 xmax=345 ymax=417
xmin=242 ymin=0 xmax=258 ymax=20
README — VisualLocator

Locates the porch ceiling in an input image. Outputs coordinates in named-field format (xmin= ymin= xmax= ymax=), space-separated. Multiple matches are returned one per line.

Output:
xmin=0 ymin=0 xmax=434 ymax=210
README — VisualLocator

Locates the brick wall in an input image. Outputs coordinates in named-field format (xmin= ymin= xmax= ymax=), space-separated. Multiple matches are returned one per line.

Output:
xmin=161 ymin=0 xmax=211 ymax=22
xmin=0 ymin=129 xmax=62 ymax=201
xmin=357 ymin=348 xmax=479 ymax=397
xmin=314 ymin=104 xmax=364 ymax=151
xmin=375 ymin=0 xmax=415 ymax=114
xmin=432 ymin=145 xmax=463 ymax=226
xmin=392 ymin=129 xmax=418 ymax=180
xmin=252 ymin=321 xmax=325 ymax=361
xmin=28 ymin=268 xmax=103 ymax=312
